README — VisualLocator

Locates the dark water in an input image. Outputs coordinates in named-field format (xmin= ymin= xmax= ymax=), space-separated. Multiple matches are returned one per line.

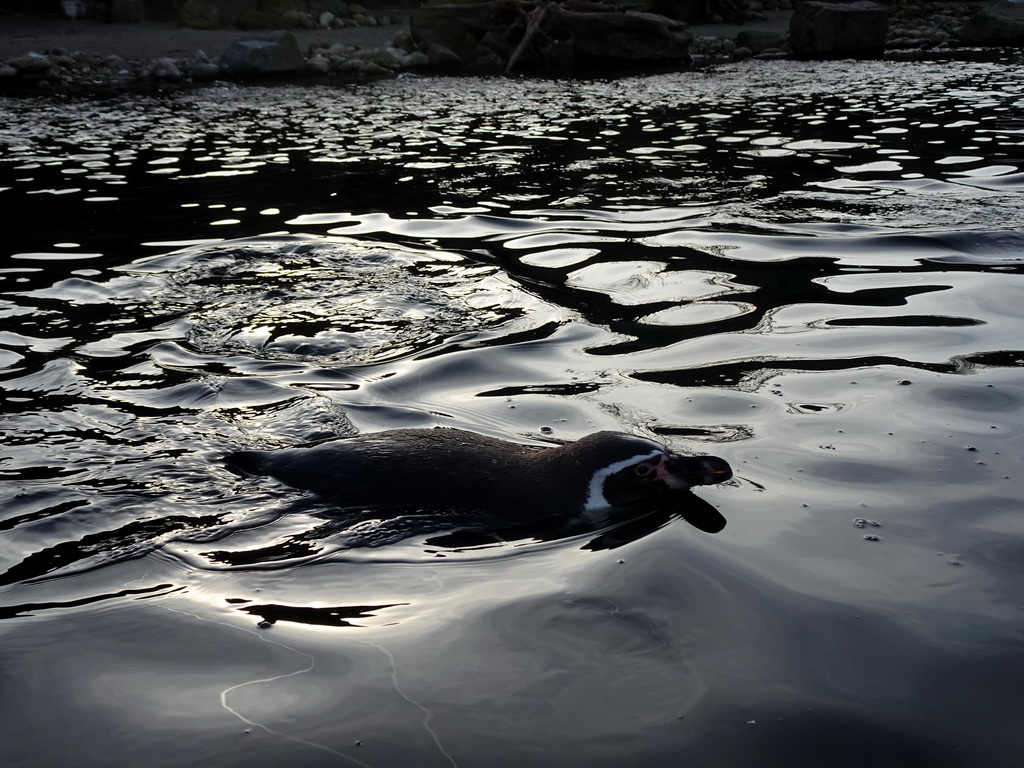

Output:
xmin=2 ymin=58 xmax=1024 ymax=767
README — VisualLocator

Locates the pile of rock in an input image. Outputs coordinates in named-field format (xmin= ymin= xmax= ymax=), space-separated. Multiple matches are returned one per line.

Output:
xmin=296 ymin=32 xmax=430 ymax=76
xmin=691 ymin=28 xmax=789 ymax=61
xmin=0 ymin=29 xmax=427 ymax=91
xmin=0 ymin=49 xmax=222 ymax=89
xmin=3 ymin=0 xmax=1023 ymax=91
xmin=217 ymin=28 xmax=429 ymax=78
xmin=887 ymin=0 xmax=977 ymax=49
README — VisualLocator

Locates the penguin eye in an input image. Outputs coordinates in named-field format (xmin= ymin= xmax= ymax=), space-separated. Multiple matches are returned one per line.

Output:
xmin=634 ymin=462 xmax=654 ymax=478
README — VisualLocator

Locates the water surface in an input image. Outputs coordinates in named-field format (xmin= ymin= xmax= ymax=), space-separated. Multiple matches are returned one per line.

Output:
xmin=2 ymin=58 xmax=1024 ymax=767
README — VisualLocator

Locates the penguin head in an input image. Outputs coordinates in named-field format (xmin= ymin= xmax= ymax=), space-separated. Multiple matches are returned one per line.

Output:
xmin=574 ymin=432 xmax=732 ymax=512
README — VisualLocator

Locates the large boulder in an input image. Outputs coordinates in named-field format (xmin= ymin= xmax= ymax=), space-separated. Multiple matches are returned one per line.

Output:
xmin=956 ymin=1 xmax=1024 ymax=46
xmin=790 ymin=0 xmax=888 ymax=57
xmin=219 ymin=31 xmax=306 ymax=75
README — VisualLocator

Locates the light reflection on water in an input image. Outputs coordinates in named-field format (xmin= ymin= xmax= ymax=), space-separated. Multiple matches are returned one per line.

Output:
xmin=1 ymin=57 xmax=1024 ymax=767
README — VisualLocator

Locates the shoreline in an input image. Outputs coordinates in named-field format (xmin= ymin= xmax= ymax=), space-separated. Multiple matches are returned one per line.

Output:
xmin=0 ymin=8 xmax=798 ymax=63
xmin=0 ymin=4 xmax=988 ymax=92
xmin=0 ymin=12 xmax=412 ymax=62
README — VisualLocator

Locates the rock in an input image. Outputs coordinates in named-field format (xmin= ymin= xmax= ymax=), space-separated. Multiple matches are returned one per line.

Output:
xmin=464 ymin=47 xmax=505 ymax=74
xmin=405 ymin=50 xmax=431 ymax=68
xmin=956 ymin=1 xmax=1024 ymax=46
xmin=190 ymin=62 xmax=221 ymax=79
xmin=336 ymin=58 xmax=390 ymax=77
xmin=789 ymin=0 xmax=888 ymax=57
xmin=336 ymin=58 xmax=367 ymax=74
xmin=305 ymin=56 xmax=330 ymax=74
xmin=351 ymin=47 xmax=404 ymax=70
xmin=73 ymin=51 xmax=103 ymax=66
xmin=349 ymin=2 xmax=367 ymax=14
xmin=219 ymin=31 xmax=306 ymax=75
xmin=50 ymin=54 xmax=79 ymax=69
xmin=178 ymin=0 xmax=219 ymax=30
xmin=149 ymin=57 xmax=182 ymax=79
xmin=0 ymin=64 xmax=18 ymax=79
xmin=352 ymin=13 xmax=370 ymax=25
xmin=282 ymin=10 xmax=315 ymax=29
xmin=478 ymin=28 xmax=513 ymax=59
xmin=319 ymin=11 xmax=334 ymax=27
xmin=732 ymin=46 xmax=753 ymax=59
xmin=6 ymin=55 xmax=54 ymax=74
xmin=411 ymin=1 xmax=495 ymax=60
xmin=426 ymin=42 xmax=464 ymax=70
xmin=360 ymin=61 xmax=392 ymax=77
xmin=393 ymin=30 xmax=415 ymax=51
xmin=735 ymin=28 xmax=787 ymax=54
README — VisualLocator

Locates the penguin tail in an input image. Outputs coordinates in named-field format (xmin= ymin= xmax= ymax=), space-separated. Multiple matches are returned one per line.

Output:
xmin=223 ymin=450 xmax=271 ymax=477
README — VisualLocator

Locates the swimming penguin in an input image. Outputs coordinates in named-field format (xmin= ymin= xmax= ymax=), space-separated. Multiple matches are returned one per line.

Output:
xmin=224 ymin=428 xmax=732 ymax=520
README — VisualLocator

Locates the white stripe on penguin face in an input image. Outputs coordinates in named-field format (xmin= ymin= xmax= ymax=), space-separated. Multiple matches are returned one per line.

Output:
xmin=583 ymin=449 xmax=663 ymax=513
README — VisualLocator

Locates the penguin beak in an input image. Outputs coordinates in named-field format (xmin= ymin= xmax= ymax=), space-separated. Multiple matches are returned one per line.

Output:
xmin=656 ymin=454 xmax=733 ymax=490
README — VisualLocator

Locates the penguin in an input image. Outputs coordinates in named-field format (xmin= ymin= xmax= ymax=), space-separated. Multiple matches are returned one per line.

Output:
xmin=224 ymin=428 xmax=732 ymax=521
